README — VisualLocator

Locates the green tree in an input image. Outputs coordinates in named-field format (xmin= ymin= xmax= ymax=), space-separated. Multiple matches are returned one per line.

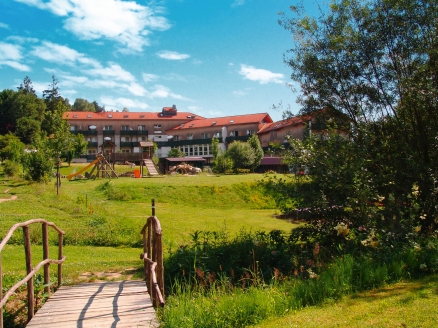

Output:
xmin=0 ymin=134 xmax=25 ymax=162
xmin=226 ymin=141 xmax=255 ymax=171
xmin=211 ymin=137 xmax=219 ymax=159
xmin=168 ymin=148 xmax=186 ymax=158
xmin=73 ymin=98 xmax=95 ymax=112
xmin=278 ymin=0 xmax=438 ymax=241
xmin=248 ymin=134 xmax=264 ymax=171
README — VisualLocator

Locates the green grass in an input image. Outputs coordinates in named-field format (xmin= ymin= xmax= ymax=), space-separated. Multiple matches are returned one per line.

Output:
xmin=0 ymin=166 xmax=294 ymax=283
xmin=250 ymin=275 xmax=438 ymax=328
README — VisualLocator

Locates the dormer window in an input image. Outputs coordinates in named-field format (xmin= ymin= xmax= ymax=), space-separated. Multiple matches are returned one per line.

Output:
xmin=73 ymin=114 xmax=78 ymax=118
xmin=123 ymin=115 xmax=129 ymax=118
xmin=108 ymin=114 xmax=112 ymax=118
xmin=87 ymin=114 xmax=92 ymax=118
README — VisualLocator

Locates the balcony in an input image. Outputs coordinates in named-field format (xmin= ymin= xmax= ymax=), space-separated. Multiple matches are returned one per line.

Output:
xmin=87 ymin=142 xmax=98 ymax=148
xmin=120 ymin=142 xmax=134 ymax=148
xmin=156 ymin=138 xmax=214 ymax=147
xmin=103 ymin=130 xmax=115 ymax=136
xmin=225 ymin=135 xmax=250 ymax=143
xmin=120 ymin=130 xmax=148 ymax=136
xmin=71 ymin=130 xmax=97 ymax=136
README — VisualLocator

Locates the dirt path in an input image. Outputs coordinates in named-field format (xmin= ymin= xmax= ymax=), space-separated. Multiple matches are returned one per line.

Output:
xmin=0 ymin=188 xmax=18 ymax=203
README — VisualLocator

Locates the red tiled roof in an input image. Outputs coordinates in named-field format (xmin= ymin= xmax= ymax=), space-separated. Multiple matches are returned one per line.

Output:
xmin=257 ymin=114 xmax=312 ymax=134
xmin=64 ymin=111 xmax=204 ymax=120
xmin=166 ymin=113 xmax=273 ymax=131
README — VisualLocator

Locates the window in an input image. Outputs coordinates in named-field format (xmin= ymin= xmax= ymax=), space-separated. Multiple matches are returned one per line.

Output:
xmin=104 ymin=125 xmax=113 ymax=130
xmin=70 ymin=125 xmax=78 ymax=131
xmin=247 ymin=129 xmax=254 ymax=136
xmin=230 ymin=131 xmax=238 ymax=137
xmin=173 ymin=136 xmax=179 ymax=141
xmin=138 ymin=125 xmax=146 ymax=131
xmin=187 ymin=134 xmax=193 ymax=140
xmin=121 ymin=149 xmax=130 ymax=153
xmin=154 ymin=124 xmax=162 ymax=129
xmin=139 ymin=137 xmax=147 ymax=141
xmin=121 ymin=137 xmax=130 ymax=142
xmin=121 ymin=125 xmax=129 ymax=131
xmin=88 ymin=149 xmax=96 ymax=155
xmin=213 ymin=132 xmax=222 ymax=138
xmin=201 ymin=133 xmax=209 ymax=139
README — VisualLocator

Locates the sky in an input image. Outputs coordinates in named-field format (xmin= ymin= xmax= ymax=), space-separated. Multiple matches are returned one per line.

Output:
xmin=0 ymin=0 xmax=321 ymax=122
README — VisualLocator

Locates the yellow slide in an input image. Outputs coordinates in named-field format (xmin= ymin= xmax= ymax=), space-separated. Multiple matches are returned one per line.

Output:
xmin=67 ymin=158 xmax=100 ymax=180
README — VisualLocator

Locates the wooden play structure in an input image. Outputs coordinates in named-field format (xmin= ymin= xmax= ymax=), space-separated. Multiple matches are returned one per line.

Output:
xmin=67 ymin=153 xmax=118 ymax=180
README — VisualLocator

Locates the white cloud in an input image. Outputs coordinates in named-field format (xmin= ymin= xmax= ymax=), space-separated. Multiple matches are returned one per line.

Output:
xmin=231 ymin=0 xmax=245 ymax=7
xmin=233 ymin=90 xmax=247 ymax=96
xmin=30 ymin=41 xmax=100 ymax=67
xmin=86 ymin=63 xmax=135 ymax=82
xmin=0 ymin=22 xmax=9 ymax=29
xmin=0 ymin=42 xmax=31 ymax=71
xmin=100 ymin=96 xmax=149 ymax=111
xmin=149 ymin=84 xmax=189 ymax=100
xmin=16 ymin=0 xmax=171 ymax=52
xmin=142 ymin=73 xmax=159 ymax=83
xmin=239 ymin=64 xmax=284 ymax=84
xmin=157 ymin=50 xmax=190 ymax=61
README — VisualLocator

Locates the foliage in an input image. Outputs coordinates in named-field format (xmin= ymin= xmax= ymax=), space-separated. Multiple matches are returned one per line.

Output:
xmin=212 ymin=153 xmax=233 ymax=173
xmin=276 ymin=0 xmax=438 ymax=253
xmin=248 ymin=134 xmax=264 ymax=172
xmin=167 ymin=148 xmax=186 ymax=158
xmin=22 ymin=137 xmax=54 ymax=183
xmin=225 ymin=141 xmax=256 ymax=171
xmin=0 ymin=134 xmax=25 ymax=162
xmin=72 ymin=98 xmax=96 ymax=112
xmin=211 ymin=137 xmax=219 ymax=159
xmin=2 ymin=160 xmax=22 ymax=177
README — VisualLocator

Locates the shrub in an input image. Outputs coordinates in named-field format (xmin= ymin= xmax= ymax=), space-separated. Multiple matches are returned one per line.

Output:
xmin=3 ymin=160 xmax=21 ymax=177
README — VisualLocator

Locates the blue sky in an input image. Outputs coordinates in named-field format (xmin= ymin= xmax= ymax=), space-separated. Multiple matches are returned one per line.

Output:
xmin=0 ymin=0 xmax=320 ymax=122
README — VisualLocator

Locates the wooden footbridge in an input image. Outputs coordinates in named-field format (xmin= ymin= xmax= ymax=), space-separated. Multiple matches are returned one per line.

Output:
xmin=0 ymin=202 xmax=164 ymax=328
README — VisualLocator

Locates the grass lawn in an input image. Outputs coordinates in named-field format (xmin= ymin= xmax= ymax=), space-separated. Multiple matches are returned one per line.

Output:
xmin=1 ymin=166 xmax=295 ymax=284
xmin=251 ymin=275 xmax=438 ymax=328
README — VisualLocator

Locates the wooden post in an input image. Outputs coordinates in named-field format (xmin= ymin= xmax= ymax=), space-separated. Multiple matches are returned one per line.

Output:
xmin=58 ymin=234 xmax=63 ymax=287
xmin=42 ymin=223 xmax=50 ymax=295
xmin=152 ymin=199 xmax=155 ymax=216
xmin=23 ymin=226 xmax=34 ymax=322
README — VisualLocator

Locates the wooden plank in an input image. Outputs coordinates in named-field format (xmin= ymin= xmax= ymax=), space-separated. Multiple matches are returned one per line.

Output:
xmin=26 ymin=280 xmax=159 ymax=328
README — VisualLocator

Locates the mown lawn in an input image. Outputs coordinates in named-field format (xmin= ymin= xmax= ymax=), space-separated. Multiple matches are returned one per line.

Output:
xmin=0 ymin=165 xmax=294 ymax=283
xmin=250 ymin=275 xmax=438 ymax=328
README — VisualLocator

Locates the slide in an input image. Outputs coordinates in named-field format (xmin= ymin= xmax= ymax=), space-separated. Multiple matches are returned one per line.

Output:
xmin=67 ymin=158 xmax=100 ymax=180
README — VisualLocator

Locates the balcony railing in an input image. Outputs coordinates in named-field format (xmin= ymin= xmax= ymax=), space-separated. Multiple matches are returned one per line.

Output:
xmin=156 ymin=138 xmax=214 ymax=147
xmin=120 ymin=130 xmax=148 ymax=136
xmin=71 ymin=130 xmax=98 ymax=136
xmin=87 ymin=142 xmax=98 ymax=148
xmin=225 ymin=135 xmax=250 ymax=143
xmin=103 ymin=130 xmax=115 ymax=135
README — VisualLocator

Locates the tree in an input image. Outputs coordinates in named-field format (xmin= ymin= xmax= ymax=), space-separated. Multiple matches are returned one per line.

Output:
xmin=278 ymin=0 xmax=438 ymax=241
xmin=247 ymin=134 xmax=264 ymax=172
xmin=73 ymin=98 xmax=95 ymax=112
xmin=168 ymin=148 xmax=186 ymax=158
xmin=93 ymin=101 xmax=105 ymax=113
xmin=226 ymin=141 xmax=256 ymax=171
xmin=211 ymin=137 xmax=219 ymax=159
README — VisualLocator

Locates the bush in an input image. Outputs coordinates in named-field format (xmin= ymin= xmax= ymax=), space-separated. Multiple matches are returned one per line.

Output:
xmin=2 ymin=160 xmax=21 ymax=177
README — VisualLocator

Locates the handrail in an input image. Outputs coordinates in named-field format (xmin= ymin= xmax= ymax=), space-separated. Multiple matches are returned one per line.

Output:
xmin=140 ymin=200 xmax=165 ymax=307
xmin=0 ymin=219 xmax=66 ymax=328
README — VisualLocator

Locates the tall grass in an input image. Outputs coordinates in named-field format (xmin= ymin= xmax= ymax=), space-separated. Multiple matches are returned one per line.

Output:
xmin=160 ymin=250 xmax=436 ymax=327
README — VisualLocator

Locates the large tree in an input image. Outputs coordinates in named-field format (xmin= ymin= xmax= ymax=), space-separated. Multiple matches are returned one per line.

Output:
xmin=278 ymin=0 xmax=438 ymax=237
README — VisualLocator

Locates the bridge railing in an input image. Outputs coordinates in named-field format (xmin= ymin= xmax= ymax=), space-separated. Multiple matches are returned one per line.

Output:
xmin=0 ymin=219 xmax=66 ymax=328
xmin=140 ymin=200 xmax=165 ymax=307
